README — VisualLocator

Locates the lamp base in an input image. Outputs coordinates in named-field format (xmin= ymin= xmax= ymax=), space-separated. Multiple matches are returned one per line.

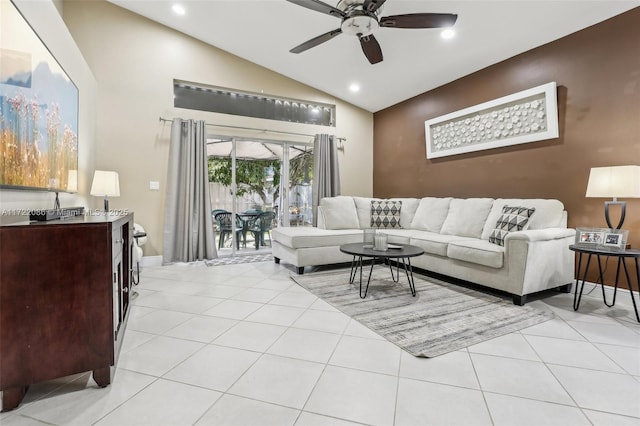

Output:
xmin=103 ymin=197 xmax=109 ymax=213
xmin=604 ymin=200 xmax=626 ymax=230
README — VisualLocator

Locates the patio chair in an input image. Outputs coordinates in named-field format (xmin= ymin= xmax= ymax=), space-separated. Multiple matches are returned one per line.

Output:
xmin=239 ymin=209 xmax=262 ymax=246
xmin=247 ymin=210 xmax=277 ymax=250
xmin=211 ymin=209 xmax=228 ymax=232
xmin=214 ymin=212 xmax=244 ymax=249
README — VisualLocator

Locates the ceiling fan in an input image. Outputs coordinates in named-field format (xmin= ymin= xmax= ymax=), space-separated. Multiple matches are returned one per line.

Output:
xmin=286 ymin=0 xmax=458 ymax=64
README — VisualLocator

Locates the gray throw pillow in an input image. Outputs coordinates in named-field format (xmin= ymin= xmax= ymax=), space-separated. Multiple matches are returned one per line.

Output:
xmin=371 ymin=200 xmax=402 ymax=228
xmin=488 ymin=206 xmax=535 ymax=246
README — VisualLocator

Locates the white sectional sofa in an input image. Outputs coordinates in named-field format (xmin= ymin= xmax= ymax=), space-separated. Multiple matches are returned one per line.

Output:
xmin=272 ymin=196 xmax=576 ymax=305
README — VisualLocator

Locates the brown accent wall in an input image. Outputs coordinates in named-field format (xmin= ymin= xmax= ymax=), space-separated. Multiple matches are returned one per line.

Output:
xmin=374 ymin=8 xmax=640 ymax=288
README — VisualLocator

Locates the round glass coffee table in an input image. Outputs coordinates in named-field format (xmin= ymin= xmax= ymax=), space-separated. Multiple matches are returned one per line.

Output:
xmin=339 ymin=242 xmax=424 ymax=298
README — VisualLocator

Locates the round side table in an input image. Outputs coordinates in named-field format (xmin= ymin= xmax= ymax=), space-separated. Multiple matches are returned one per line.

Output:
xmin=569 ymin=244 xmax=640 ymax=322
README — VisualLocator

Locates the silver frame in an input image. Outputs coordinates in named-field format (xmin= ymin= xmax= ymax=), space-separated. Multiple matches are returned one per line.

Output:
xmin=575 ymin=227 xmax=629 ymax=251
xmin=603 ymin=229 xmax=629 ymax=250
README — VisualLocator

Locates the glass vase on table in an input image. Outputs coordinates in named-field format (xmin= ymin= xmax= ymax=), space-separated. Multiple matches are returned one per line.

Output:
xmin=363 ymin=228 xmax=376 ymax=249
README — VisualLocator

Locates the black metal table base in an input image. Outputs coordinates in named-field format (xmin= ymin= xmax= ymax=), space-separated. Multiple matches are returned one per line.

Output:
xmin=572 ymin=249 xmax=640 ymax=323
xmin=348 ymin=255 xmax=417 ymax=298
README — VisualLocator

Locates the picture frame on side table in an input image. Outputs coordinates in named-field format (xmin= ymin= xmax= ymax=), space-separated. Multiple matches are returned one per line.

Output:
xmin=575 ymin=228 xmax=629 ymax=251
xmin=576 ymin=228 xmax=605 ymax=246
xmin=603 ymin=229 xmax=629 ymax=250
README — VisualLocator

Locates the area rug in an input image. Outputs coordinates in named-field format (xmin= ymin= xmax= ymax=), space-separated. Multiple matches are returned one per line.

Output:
xmin=291 ymin=268 xmax=554 ymax=357
xmin=205 ymin=254 xmax=272 ymax=267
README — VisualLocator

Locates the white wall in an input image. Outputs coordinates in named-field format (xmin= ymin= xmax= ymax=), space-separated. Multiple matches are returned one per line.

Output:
xmin=62 ymin=0 xmax=374 ymax=257
xmin=0 ymin=0 xmax=97 ymax=219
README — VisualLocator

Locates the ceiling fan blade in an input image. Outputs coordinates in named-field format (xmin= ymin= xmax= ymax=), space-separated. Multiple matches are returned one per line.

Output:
xmin=380 ymin=13 xmax=458 ymax=29
xmin=359 ymin=34 xmax=383 ymax=64
xmin=285 ymin=0 xmax=346 ymax=18
xmin=363 ymin=0 xmax=387 ymax=13
xmin=290 ymin=28 xmax=343 ymax=54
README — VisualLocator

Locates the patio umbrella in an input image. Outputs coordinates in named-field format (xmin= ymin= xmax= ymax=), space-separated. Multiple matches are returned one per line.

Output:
xmin=206 ymin=139 xmax=308 ymax=160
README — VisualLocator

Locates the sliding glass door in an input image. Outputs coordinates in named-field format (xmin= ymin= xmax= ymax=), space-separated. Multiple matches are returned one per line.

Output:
xmin=208 ymin=136 xmax=313 ymax=256
xmin=284 ymin=144 xmax=313 ymax=227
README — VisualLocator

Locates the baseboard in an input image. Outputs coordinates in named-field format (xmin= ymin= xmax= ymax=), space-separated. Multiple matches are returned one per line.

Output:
xmin=140 ymin=255 xmax=163 ymax=268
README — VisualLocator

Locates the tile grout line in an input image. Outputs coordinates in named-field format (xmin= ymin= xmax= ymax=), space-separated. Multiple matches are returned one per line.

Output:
xmin=189 ymin=268 xmax=319 ymax=419
xmin=466 ymin=348 xmax=496 ymax=425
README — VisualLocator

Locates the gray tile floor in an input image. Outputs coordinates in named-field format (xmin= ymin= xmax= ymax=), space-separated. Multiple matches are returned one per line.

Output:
xmin=2 ymin=261 xmax=639 ymax=425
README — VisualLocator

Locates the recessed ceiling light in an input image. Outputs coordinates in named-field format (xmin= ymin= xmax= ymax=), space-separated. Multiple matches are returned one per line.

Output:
xmin=349 ymin=83 xmax=360 ymax=93
xmin=440 ymin=28 xmax=455 ymax=40
xmin=172 ymin=4 xmax=186 ymax=15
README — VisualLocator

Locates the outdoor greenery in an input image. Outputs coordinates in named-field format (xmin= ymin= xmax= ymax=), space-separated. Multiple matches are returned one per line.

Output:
xmin=208 ymin=150 xmax=313 ymax=206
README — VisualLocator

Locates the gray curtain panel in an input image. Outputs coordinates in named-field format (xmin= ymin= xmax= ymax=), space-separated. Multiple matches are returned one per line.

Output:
xmin=312 ymin=134 xmax=341 ymax=226
xmin=163 ymin=118 xmax=217 ymax=263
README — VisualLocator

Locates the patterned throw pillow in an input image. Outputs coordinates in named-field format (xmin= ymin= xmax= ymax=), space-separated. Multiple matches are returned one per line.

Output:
xmin=370 ymin=200 xmax=402 ymax=228
xmin=488 ymin=206 xmax=536 ymax=246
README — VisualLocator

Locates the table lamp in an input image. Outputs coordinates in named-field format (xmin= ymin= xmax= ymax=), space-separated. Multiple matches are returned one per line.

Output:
xmin=90 ymin=170 xmax=120 ymax=212
xmin=585 ymin=165 xmax=640 ymax=229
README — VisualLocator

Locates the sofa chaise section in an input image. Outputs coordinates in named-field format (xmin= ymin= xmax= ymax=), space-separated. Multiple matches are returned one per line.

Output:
xmin=272 ymin=227 xmax=361 ymax=274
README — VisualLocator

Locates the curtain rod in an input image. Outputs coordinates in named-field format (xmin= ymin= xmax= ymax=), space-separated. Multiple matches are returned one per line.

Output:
xmin=159 ymin=116 xmax=346 ymax=141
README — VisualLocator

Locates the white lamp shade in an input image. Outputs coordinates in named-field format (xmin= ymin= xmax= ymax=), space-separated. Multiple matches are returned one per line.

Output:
xmin=585 ymin=166 xmax=640 ymax=198
xmin=90 ymin=170 xmax=120 ymax=197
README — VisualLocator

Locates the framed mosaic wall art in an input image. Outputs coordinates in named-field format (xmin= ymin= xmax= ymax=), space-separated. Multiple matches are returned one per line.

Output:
xmin=425 ymin=82 xmax=559 ymax=159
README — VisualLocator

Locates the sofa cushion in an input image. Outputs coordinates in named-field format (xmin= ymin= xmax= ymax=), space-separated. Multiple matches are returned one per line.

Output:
xmin=371 ymin=200 xmax=402 ymax=228
xmin=410 ymin=197 xmax=452 ymax=232
xmin=354 ymin=197 xmax=375 ymax=228
xmin=318 ymin=196 xmax=359 ymax=229
xmin=393 ymin=198 xmax=420 ymax=228
xmin=488 ymin=206 xmax=536 ymax=246
xmin=319 ymin=196 xmax=358 ymax=212
xmin=272 ymin=226 xmax=362 ymax=249
xmin=440 ymin=198 xmax=494 ymax=238
xmin=376 ymin=229 xmax=413 ymax=244
xmin=447 ymin=240 xmax=504 ymax=269
xmin=354 ymin=197 xmax=419 ymax=229
xmin=410 ymin=231 xmax=476 ymax=257
xmin=480 ymin=198 xmax=565 ymax=240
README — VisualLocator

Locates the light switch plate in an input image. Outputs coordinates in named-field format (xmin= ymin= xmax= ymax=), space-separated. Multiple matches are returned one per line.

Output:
xmin=149 ymin=181 xmax=160 ymax=190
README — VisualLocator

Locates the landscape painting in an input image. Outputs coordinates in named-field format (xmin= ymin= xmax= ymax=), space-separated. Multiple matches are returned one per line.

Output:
xmin=0 ymin=1 xmax=78 ymax=192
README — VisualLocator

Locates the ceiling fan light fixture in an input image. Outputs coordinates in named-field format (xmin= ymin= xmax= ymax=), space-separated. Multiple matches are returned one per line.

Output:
xmin=341 ymin=15 xmax=379 ymax=37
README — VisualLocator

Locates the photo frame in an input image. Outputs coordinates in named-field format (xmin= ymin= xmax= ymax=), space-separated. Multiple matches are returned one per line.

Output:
xmin=576 ymin=228 xmax=606 ymax=246
xmin=603 ymin=229 xmax=629 ymax=250
xmin=425 ymin=82 xmax=559 ymax=159
xmin=575 ymin=228 xmax=629 ymax=251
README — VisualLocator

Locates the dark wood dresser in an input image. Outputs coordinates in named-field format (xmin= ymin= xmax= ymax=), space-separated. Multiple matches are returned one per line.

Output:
xmin=0 ymin=213 xmax=134 ymax=411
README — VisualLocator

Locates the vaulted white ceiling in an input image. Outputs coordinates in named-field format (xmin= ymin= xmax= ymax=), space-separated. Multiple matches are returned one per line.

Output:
xmin=109 ymin=0 xmax=639 ymax=112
